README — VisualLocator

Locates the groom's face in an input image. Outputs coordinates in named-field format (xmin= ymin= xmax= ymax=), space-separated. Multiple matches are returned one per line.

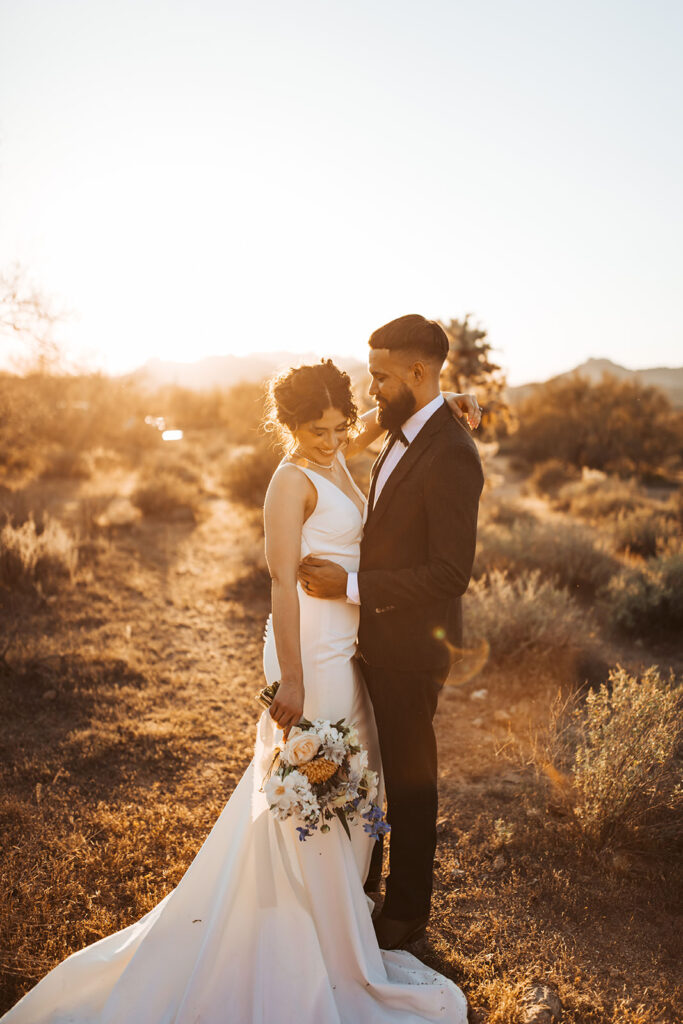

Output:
xmin=368 ymin=348 xmax=417 ymax=433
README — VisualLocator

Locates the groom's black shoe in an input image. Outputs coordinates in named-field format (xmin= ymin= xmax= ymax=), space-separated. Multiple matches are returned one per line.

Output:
xmin=373 ymin=912 xmax=429 ymax=950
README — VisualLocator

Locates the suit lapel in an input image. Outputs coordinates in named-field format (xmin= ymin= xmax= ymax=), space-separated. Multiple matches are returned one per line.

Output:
xmin=365 ymin=403 xmax=450 ymax=537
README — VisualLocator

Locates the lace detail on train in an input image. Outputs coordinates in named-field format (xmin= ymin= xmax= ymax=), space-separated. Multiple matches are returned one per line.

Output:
xmin=2 ymin=450 xmax=468 ymax=1024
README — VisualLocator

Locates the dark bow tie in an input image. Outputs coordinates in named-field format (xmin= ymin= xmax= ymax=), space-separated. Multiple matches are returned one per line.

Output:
xmin=390 ymin=428 xmax=409 ymax=447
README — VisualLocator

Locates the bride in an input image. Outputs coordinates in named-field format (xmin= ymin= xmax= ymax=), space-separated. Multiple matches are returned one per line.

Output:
xmin=2 ymin=360 xmax=477 ymax=1024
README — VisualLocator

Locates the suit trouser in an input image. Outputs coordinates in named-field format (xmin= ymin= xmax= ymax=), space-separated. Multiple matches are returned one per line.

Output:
xmin=360 ymin=660 xmax=446 ymax=921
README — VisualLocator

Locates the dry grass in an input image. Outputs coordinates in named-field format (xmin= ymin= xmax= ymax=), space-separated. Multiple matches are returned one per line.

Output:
xmin=609 ymin=508 xmax=680 ymax=559
xmin=527 ymin=458 xmax=580 ymax=496
xmin=431 ymin=652 xmax=682 ymax=1023
xmin=221 ymin=440 xmax=282 ymax=508
xmin=131 ymin=454 xmax=204 ymax=521
xmin=464 ymin=570 xmax=593 ymax=663
xmin=1 ymin=441 xmax=682 ymax=1022
xmin=474 ymin=517 xmax=618 ymax=597
xmin=556 ymin=476 xmax=654 ymax=520
xmin=0 ymin=515 xmax=78 ymax=595
xmin=603 ymin=553 xmax=683 ymax=641
xmin=528 ymin=667 xmax=682 ymax=854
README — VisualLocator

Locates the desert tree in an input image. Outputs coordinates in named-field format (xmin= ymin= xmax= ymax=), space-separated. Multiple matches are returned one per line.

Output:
xmin=439 ymin=314 xmax=512 ymax=437
xmin=511 ymin=373 xmax=683 ymax=479
xmin=0 ymin=263 xmax=63 ymax=373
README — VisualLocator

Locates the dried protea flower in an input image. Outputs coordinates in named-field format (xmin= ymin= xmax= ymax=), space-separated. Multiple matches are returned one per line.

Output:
xmin=299 ymin=758 xmax=339 ymax=784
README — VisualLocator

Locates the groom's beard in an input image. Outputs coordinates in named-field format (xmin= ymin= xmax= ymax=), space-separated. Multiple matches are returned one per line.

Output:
xmin=376 ymin=384 xmax=417 ymax=434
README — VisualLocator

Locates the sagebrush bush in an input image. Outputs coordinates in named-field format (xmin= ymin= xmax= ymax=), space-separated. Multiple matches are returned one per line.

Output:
xmin=479 ymin=497 xmax=537 ymax=529
xmin=528 ymin=459 xmax=580 ymax=496
xmin=556 ymin=475 xmax=653 ymax=520
xmin=132 ymin=472 xmax=201 ymax=520
xmin=540 ymin=667 xmax=682 ymax=852
xmin=223 ymin=441 xmax=281 ymax=508
xmin=603 ymin=553 xmax=683 ymax=640
xmin=610 ymin=508 xmax=680 ymax=558
xmin=0 ymin=515 xmax=78 ymax=594
xmin=40 ymin=447 xmax=93 ymax=480
xmin=0 ymin=488 xmax=48 ymax=532
xmin=474 ymin=517 xmax=617 ymax=596
xmin=464 ymin=570 xmax=591 ymax=662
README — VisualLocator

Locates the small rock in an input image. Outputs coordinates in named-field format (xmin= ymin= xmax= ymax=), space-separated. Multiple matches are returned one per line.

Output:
xmin=492 ymin=853 xmax=506 ymax=872
xmin=436 ymin=817 xmax=449 ymax=834
xmin=472 ymin=717 xmax=484 ymax=728
xmin=451 ymin=868 xmax=465 ymax=878
xmin=520 ymin=983 xmax=562 ymax=1024
xmin=470 ymin=688 xmax=488 ymax=700
xmin=43 ymin=689 xmax=57 ymax=700
xmin=493 ymin=708 xmax=511 ymax=722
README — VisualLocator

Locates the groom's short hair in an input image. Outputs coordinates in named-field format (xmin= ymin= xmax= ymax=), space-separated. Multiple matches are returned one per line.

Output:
xmin=368 ymin=315 xmax=449 ymax=368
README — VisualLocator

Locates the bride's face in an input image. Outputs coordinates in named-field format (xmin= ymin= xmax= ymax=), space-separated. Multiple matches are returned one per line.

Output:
xmin=292 ymin=406 xmax=349 ymax=466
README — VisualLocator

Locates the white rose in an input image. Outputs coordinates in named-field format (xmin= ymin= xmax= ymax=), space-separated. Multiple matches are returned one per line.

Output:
xmin=283 ymin=730 xmax=322 ymax=766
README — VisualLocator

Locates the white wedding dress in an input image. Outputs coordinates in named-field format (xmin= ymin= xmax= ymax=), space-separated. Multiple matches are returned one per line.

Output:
xmin=2 ymin=452 xmax=467 ymax=1024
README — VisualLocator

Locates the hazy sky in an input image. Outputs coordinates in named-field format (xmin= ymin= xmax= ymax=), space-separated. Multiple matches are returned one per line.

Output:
xmin=1 ymin=0 xmax=681 ymax=384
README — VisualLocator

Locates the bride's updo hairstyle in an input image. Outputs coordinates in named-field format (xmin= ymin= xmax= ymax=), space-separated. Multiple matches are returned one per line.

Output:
xmin=265 ymin=359 xmax=359 ymax=451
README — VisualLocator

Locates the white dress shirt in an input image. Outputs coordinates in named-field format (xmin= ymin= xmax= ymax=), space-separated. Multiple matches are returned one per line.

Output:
xmin=346 ymin=394 xmax=445 ymax=605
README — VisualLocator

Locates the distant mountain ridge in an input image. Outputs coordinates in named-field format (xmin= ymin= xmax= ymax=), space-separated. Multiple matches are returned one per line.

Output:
xmin=126 ymin=353 xmax=683 ymax=408
xmin=507 ymin=357 xmax=683 ymax=408
xmin=126 ymin=352 xmax=368 ymax=390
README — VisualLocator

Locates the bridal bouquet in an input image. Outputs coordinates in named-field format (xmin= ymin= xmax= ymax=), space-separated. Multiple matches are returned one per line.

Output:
xmin=256 ymin=681 xmax=390 ymax=843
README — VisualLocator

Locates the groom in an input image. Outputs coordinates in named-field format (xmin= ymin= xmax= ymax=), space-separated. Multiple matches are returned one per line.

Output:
xmin=298 ymin=314 xmax=484 ymax=950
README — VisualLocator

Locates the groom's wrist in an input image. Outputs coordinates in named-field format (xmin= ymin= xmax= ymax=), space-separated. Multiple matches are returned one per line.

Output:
xmin=346 ymin=571 xmax=360 ymax=605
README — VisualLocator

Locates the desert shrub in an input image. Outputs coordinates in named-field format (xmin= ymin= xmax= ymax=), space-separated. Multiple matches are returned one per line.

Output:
xmin=610 ymin=508 xmax=680 ymax=558
xmin=509 ymin=374 xmax=682 ymax=476
xmin=556 ymin=475 xmax=654 ymax=520
xmin=223 ymin=441 xmax=281 ymax=508
xmin=132 ymin=473 xmax=201 ymax=520
xmin=528 ymin=459 xmax=580 ymax=496
xmin=464 ymin=570 xmax=591 ymax=662
xmin=474 ymin=518 xmax=617 ymax=596
xmin=539 ymin=667 xmax=682 ymax=852
xmin=479 ymin=497 xmax=537 ymax=529
xmin=0 ymin=488 xmax=49 ymax=533
xmin=159 ymin=381 xmax=267 ymax=440
xmin=668 ymin=486 xmax=683 ymax=526
xmin=140 ymin=450 xmax=203 ymax=488
xmin=0 ymin=515 xmax=78 ymax=594
xmin=603 ymin=553 xmax=683 ymax=640
xmin=40 ymin=446 xmax=93 ymax=480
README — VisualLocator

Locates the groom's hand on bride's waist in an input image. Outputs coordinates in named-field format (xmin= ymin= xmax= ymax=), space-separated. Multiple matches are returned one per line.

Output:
xmin=298 ymin=556 xmax=348 ymax=599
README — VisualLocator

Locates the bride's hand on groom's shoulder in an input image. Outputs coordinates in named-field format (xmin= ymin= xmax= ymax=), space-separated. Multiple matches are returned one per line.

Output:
xmin=444 ymin=392 xmax=482 ymax=430
xmin=298 ymin=556 xmax=347 ymax=599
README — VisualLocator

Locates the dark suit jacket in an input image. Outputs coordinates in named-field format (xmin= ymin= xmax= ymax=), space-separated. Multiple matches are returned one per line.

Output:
xmin=358 ymin=401 xmax=484 ymax=674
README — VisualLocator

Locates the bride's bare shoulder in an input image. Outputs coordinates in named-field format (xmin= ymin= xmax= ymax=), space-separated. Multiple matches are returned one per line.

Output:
xmin=265 ymin=460 xmax=317 ymax=512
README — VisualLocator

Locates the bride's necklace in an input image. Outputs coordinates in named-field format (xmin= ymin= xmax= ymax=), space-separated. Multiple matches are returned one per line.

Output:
xmin=294 ymin=450 xmax=335 ymax=471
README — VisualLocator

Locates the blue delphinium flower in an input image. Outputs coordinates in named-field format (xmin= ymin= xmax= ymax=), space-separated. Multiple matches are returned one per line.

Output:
xmin=296 ymin=826 xmax=311 ymax=842
xmin=362 ymin=805 xmax=390 ymax=840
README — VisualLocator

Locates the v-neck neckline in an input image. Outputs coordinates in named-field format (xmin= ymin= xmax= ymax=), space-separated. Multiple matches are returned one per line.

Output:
xmin=285 ymin=452 xmax=366 ymax=519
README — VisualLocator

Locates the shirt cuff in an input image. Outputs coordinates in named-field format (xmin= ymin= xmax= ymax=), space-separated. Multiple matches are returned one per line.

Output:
xmin=346 ymin=571 xmax=360 ymax=605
